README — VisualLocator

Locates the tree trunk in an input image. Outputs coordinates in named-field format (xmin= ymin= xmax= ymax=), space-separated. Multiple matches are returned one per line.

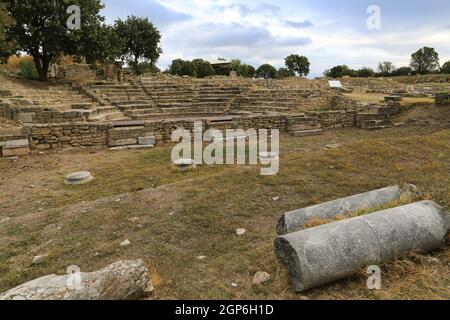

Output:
xmin=32 ymin=54 xmax=50 ymax=81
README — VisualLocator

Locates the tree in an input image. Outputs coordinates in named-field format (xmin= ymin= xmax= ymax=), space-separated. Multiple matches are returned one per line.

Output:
xmin=410 ymin=47 xmax=440 ymax=74
xmin=0 ymin=2 xmax=15 ymax=63
xmin=3 ymin=0 xmax=111 ymax=80
xmin=377 ymin=61 xmax=395 ymax=76
xmin=168 ymin=59 xmax=195 ymax=77
xmin=324 ymin=65 xmax=353 ymax=78
xmin=391 ymin=66 xmax=412 ymax=77
xmin=115 ymin=16 xmax=162 ymax=70
xmin=441 ymin=61 xmax=450 ymax=74
xmin=240 ymin=64 xmax=255 ymax=78
xmin=231 ymin=59 xmax=255 ymax=78
xmin=255 ymin=64 xmax=277 ymax=79
xmin=284 ymin=54 xmax=310 ymax=77
xmin=135 ymin=62 xmax=160 ymax=75
xmin=357 ymin=67 xmax=375 ymax=78
xmin=276 ymin=67 xmax=295 ymax=79
xmin=192 ymin=59 xmax=215 ymax=78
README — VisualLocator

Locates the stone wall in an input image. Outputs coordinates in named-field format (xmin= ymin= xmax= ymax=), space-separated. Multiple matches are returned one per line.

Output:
xmin=22 ymin=112 xmax=363 ymax=151
xmin=23 ymin=123 xmax=110 ymax=150
xmin=0 ymin=103 xmax=86 ymax=124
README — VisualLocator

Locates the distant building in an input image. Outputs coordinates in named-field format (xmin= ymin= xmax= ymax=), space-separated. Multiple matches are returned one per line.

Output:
xmin=209 ymin=58 xmax=232 ymax=76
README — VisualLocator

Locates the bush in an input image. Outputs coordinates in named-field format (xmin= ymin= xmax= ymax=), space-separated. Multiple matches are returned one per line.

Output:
xmin=192 ymin=59 xmax=215 ymax=78
xmin=19 ymin=60 xmax=38 ymax=80
xmin=168 ymin=59 xmax=195 ymax=77
xmin=255 ymin=64 xmax=277 ymax=79
xmin=135 ymin=62 xmax=160 ymax=75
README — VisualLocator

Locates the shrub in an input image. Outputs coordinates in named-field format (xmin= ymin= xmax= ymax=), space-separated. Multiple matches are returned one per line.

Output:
xmin=19 ymin=60 xmax=38 ymax=80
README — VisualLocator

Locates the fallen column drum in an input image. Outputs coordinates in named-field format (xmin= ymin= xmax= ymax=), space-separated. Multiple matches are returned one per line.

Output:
xmin=275 ymin=201 xmax=449 ymax=292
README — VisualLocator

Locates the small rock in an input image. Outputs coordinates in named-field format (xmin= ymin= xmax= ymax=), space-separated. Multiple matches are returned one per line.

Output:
xmin=128 ymin=217 xmax=140 ymax=223
xmin=253 ymin=272 xmax=271 ymax=285
xmin=230 ymin=283 xmax=238 ymax=288
xmin=38 ymin=152 xmax=45 ymax=155
xmin=299 ymin=295 xmax=310 ymax=300
xmin=197 ymin=256 xmax=206 ymax=260
xmin=236 ymin=228 xmax=247 ymax=236
xmin=120 ymin=239 xmax=131 ymax=247
xmin=32 ymin=255 xmax=47 ymax=265
xmin=326 ymin=144 xmax=341 ymax=149
xmin=29 ymin=185 xmax=36 ymax=189
xmin=427 ymin=257 xmax=440 ymax=264
xmin=272 ymin=196 xmax=280 ymax=202
xmin=168 ymin=212 xmax=175 ymax=216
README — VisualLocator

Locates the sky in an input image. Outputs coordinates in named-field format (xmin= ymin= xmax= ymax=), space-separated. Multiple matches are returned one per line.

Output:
xmin=101 ymin=0 xmax=450 ymax=77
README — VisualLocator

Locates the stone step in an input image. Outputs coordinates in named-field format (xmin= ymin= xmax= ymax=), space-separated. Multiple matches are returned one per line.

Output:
xmin=132 ymin=111 xmax=224 ymax=120
xmin=288 ymin=129 xmax=323 ymax=137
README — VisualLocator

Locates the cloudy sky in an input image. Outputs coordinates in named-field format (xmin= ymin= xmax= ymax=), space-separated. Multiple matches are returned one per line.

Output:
xmin=102 ymin=0 xmax=450 ymax=77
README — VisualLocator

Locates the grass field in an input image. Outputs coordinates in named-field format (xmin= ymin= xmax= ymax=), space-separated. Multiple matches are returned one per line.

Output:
xmin=1 ymin=124 xmax=449 ymax=300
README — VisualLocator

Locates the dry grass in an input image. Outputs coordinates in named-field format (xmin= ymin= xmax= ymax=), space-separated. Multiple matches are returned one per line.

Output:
xmin=5 ymin=55 xmax=34 ymax=71
xmin=0 ymin=125 xmax=449 ymax=300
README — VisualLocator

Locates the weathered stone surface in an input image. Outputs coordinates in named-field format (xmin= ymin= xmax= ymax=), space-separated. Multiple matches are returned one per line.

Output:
xmin=109 ymin=138 xmax=137 ymax=147
xmin=138 ymin=136 xmax=156 ymax=146
xmin=253 ymin=272 xmax=271 ymax=285
xmin=1 ymin=146 xmax=30 ymax=157
xmin=275 ymin=201 xmax=450 ymax=292
xmin=277 ymin=185 xmax=417 ymax=235
xmin=65 ymin=171 xmax=93 ymax=185
xmin=0 ymin=260 xmax=152 ymax=300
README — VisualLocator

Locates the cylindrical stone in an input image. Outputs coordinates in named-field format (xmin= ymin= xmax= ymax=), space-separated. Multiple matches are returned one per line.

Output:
xmin=274 ymin=201 xmax=449 ymax=292
xmin=65 ymin=171 xmax=93 ymax=185
xmin=277 ymin=185 xmax=416 ymax=235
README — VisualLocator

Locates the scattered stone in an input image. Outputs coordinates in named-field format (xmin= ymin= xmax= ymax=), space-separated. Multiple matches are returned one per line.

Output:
xmin=230 ymin=283 xmax=238 ymax=288
xmin=168 ymin=212 xmax=175 ymax=216
xmin=236 ymin=228 xmax=247 ymax=236
xmin=120 ymin=239 xmax=131 ymax=247
xmin=173 ymin=159 xmax=196 ymax=170
xmin=32 ymin=255 xmax=47 ymax=265
xmin=252 ymin=272 xmax=271 ymax=285
xmin=64 ymin=171 xmax=93 ymax=185
xmin=326 ymin=144 xmax=341 ymax=149
xmin=272 ymin=196 xmax=280 ymax=202
xmin=427 ymin=257 xmax=440 ymax=264
xmin=29 ymin=185 xmax=36 ymax=189
xmin=128 ymin=217 xmax=140 ymax=223
xmin=0 ymin=260 xmax=152 ymax=300
xmin=197 ymin=256 xmax=206 ymax=260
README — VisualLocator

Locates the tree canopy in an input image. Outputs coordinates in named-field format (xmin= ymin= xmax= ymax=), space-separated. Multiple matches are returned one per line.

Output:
xmin=114 ymin=16 xmax=162 ymax=69
xmin=231 ymin=59 xmax=255 ymax=78
xmin=377 ymin=61 xmax=396 ymax=76
xmin=255 ymin=64 xmax=277 ymax=79
xmin=284 ymin=54 xmax=310 ymax=77
xmin=276 ymin=67 xmax=295 ymax=79
xmin=440 ymin=61 xmax=450 ymax=74
xmin=192 ymin=59 xmax=215 ymax=78
xmin=3 ymin=0 xmax=111 ymax=80
xmin=410 ymin=47 xmax=440 ymax=74
xmin=0 ymin=2 xmax=15 ymax=63
xmin=168 ymin=59 xmax=195 ymax=77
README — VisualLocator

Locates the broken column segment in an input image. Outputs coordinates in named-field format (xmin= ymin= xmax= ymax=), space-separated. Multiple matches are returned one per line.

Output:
xmin=277 ymin=185 xmax=418 ymax=235
xmin=275 ymin=201 xmax=449 ymax=293
xmin=0 ymin=260 xmax=153 ymax=300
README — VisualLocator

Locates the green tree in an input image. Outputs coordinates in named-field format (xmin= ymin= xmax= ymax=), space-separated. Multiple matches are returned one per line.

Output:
xmin=410 ymin=47 xmax=440 ymax=74
xmin=284 ymin=54 xmax=310 ymax=77
xmin=240 ymin=64 xmax=255 ymax=78
xmin=391 ymin=66 xmax=412 ymax=77
xmin=255 ymin=64 xmax=277 ymax=79
xmin=357 ymin=67 xmax=375 ymax=78
xmin=115 ymin=16 xmax=162 ymax=70
xmin=441 ymin=61 xmax=450 ymax=74
xmin=231 ymin=59 xmax=255 ymax=78
xmin=135 ymin=62 xmax=160 ymax=75
xmin=377 ymin=61 xmax=395 ymax=76
xmin=3 ymin=0 xmax=111 ymax=80
xmin=192 ymin=59 xmax=215 ymax=78
xmin=276 ymin=67 xmax=295 ymax=79
xmin=0 ymin=2 xmax=15 ymax=63
xmin=324 ymin=65 xmax=354 ymax=78
xmin=168 ymin=59 xmax=195 ymax=77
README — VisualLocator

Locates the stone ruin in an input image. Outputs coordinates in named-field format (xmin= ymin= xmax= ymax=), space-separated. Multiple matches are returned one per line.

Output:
xmin=275 ymin=186 xmax=450 ymax=292
xmin=0 ymin=72 xmax=403 ymax=157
